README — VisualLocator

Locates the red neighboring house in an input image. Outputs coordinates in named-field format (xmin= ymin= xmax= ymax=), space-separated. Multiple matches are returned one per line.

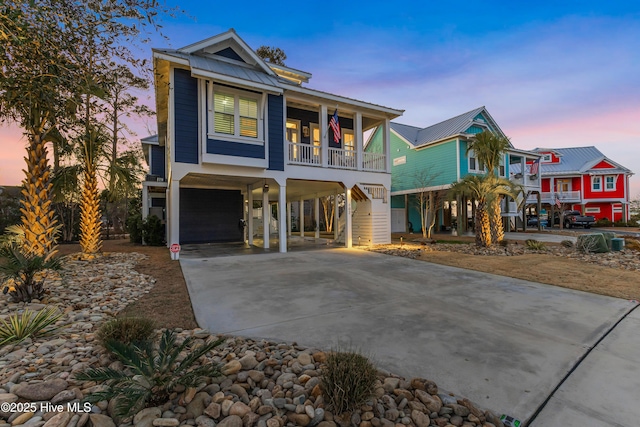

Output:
xmin=532 ymin=146 xmax=633 ymax=222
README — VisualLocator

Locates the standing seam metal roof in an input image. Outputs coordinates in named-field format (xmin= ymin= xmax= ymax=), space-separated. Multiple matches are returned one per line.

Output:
xmin=391 ymin=106 xmax=497 ymax=147
xmin=532 ymin=146 xmax=632 ymax=175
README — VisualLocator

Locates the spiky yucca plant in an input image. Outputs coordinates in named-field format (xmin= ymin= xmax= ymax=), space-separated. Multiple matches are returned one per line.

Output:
xmin=21 ymin=137 xmax=59 ymax=257
xmin=76 ymin=330 xmax=224 ymax=419
xmin=0 ymin=307 xmax=63 ymax=346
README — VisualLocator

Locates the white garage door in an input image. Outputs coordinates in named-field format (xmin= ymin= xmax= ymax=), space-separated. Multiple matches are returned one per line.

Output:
xmin=391 ymin=208 xmax=406 ymax=233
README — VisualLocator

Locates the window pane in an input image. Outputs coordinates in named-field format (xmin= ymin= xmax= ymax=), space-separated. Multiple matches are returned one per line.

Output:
xmin=240 ymin=117 xmax=258 ymax=138
xmin=214 ymin=93 xmax=235 ymax=114
xmin=470 ymin=158 xmax=476 ymax=170
xmin=239 ymin=98 xmax=257 ymax=118
xmin=215 ymin=112 xmax=234 ymax=134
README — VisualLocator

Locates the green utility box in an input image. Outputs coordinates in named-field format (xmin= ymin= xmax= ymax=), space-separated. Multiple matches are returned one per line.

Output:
xmin=611 ymin=238 xmax=625 ymax=252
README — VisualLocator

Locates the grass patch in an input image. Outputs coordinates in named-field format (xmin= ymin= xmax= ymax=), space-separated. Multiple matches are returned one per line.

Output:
xmin=321 ymin=350 xmax=377 ymax=415
xmin=97 ymin=317 xmax=156 ymax=347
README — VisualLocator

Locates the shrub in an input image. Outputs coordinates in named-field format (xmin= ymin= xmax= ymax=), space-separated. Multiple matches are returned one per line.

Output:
xmin=76 ymin=329 xmax=224 ymax=419
xmin=561 ymin=240 xmax=574 ymax=248
xmin=321 ymin=350 xmax=378 ymax=415
xmin=624 ymin=238 xmax=640 ymax=251
xmin=525 ymin=239 xmax=546 ymax=251
xmin=0 ymin=243 xmax=62 ymax=303
xmin=0 ymin=307 xmax=63 ymax=346
xmin=97 ymin=317 xmax=156 ymax=347
xmin=498 ymin=239 xmax=509 ymax=247
xmin=142 ymin=215 xmax=164 ymax=246
xmin=613 ymin=220 xmax=631 ymax=227
xmin=576 ymin=234 xmax=609 ymax=253
xmin=126 ymin=213 xmax=143 ymax=244
xmin=595 ymin=219 xmax=613 ymax=227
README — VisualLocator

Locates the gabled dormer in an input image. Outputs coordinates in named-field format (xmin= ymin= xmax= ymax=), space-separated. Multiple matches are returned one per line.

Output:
xmin=536 ymin=150 xmax=562 ymax=164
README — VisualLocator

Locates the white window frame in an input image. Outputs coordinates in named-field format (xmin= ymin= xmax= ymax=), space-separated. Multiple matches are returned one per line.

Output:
xmin=343 ymin=129 xmax=355 ymax=154
xmin=591 ymin=175 xmax=602 ymax=191
xmin=499 ymin=154 xmax=506 ymax=177
xmin=604 ymin=175 xmax=616 ymax=191
xmin=542 ymin=154 xmax=552 ymax=162
xmin=207 ymin=83 xmax=264 ymax=145
xmin=585 ymin=207 xmax=600 ymax=214
xmin=468 ymin=149 xmax=484 ymax=173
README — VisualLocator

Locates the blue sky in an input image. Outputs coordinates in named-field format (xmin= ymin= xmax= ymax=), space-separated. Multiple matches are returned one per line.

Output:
xmin=1 ymin=1 xmax=639 ymax=196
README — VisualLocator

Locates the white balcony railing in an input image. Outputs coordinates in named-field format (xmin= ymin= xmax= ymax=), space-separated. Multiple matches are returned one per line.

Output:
xmin=288 ymin=141 xmax=321 ymax=166
xmin=362 ymin=152 xmax=386 ymax=172
xmin=287 ymin=141 xmax=387 ymax=172
xmin=328 ymin=147 xmax=357 ymax=169
xmin=541 ymin=191 xmax=581 ymax=203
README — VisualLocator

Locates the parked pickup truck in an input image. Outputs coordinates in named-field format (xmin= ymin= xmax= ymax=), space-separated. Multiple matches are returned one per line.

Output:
xmin=553 ymin=210 xmax=595 ymax=229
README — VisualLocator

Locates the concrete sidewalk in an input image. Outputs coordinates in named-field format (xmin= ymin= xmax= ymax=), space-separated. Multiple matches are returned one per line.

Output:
xmin=180 ymin=248 xmax=635 ymax=423
xmin=530 ymin=306 xmax=640 ymax=426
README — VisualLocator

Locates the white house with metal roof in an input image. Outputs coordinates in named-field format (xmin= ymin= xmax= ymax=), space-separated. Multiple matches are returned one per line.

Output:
xmin=145 ymin=29 xmax=403 ymax=251
xmin=367 ymin=106 xmax=542 ymax=234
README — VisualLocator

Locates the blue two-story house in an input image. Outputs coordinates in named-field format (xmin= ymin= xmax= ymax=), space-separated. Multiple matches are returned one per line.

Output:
xmin=143 ymin=29 xmax=403 ymax=252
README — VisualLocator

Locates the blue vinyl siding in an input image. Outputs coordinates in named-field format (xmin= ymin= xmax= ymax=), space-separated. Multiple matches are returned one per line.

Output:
xmin=173 ymin=68 xmax=199 ymax=164
xmin=465 ymin=126 xmax=485 ymax=134
xmin=268 ymin=94 xmax=284 ymax=171
xmin=207 ymin=139 xmax=265 ymax=158
xmin=365 ymin=128 xmax=383 ymax=153
xmin=150 ymin=145 xmax=165 ymax=179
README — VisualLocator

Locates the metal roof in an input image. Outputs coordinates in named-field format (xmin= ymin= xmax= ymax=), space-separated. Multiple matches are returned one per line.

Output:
xmin=532 ymin=146 xmax=632 ymax=175
xmin=391 ymin=106 xmax=505 ymax=147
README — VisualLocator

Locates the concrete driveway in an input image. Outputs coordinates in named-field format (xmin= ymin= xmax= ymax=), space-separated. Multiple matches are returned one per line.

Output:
xmin=180 ymin=248 xmax=635 ymax=423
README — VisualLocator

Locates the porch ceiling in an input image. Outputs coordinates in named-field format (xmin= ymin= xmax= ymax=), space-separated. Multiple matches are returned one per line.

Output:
xmin=179 ymin=174 xmax=344 ymax=203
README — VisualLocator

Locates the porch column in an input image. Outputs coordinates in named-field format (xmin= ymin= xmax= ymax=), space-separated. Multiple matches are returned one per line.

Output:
xmin=405 ymin=194 xmax=410 ymax=232
xmin=278 ymin=185 xmax=287 ymax=253
xmin=262 ymin=185 xmax=269 ymax=249
xmin=456 ymin=197 xmax=463 ymax=235
xmin=315 ymin=197 xmax=320 ymax=239
xmin=537 ymin=193 xmax=542 ymax=230
xmin=622 ymin=202 xmax=628 ymax=222
xmin=320 ymin=105 xmax=328 ymax=168
xmin=345 ymin=188 xmax=353 ymax=248
xmin=334 ymin=190 xmax=340 ymax=241
xmin=168 ymin=180 xmax=180 ymax=247
xmin=355 ymin=112 xmax=363 ymax=171
xmin=522 ymin=201 xmax=527 ymax=232
xmin=247 ymin=185 xmax=254 ymax=246
xmin=299 ymin=199 xmax=304 ymax=237
xmin=505 ymin=196 xmax=511 ymax=232
xmin=287 ymin=202 xmax=292 ymax=236
xmin=142 ymin=183 xmax=149 ymax=220
xmin=383 ymin=118 xmax=391 ymax=173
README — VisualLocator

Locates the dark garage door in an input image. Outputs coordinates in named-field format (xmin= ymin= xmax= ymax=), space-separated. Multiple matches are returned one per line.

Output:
xmin=180 ymin=188 xmax=243 ymax=243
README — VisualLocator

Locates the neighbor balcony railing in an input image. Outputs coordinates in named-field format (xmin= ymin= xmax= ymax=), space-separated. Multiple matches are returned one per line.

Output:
xmin=362 ymin=152 xmax=386 ymax=172
xmin=540 ymin=191 xmax=581 ymax=204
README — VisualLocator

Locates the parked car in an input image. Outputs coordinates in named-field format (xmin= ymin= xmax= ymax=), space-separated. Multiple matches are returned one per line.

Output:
xmin=527 ymin=215 xmax=548 ymax=228
xmin=553 ymin=210 xmax=595 ymax=229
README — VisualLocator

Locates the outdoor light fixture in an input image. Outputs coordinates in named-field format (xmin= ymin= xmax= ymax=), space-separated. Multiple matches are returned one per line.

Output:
xmin=263 ymin=180 xmax=269 ymax=192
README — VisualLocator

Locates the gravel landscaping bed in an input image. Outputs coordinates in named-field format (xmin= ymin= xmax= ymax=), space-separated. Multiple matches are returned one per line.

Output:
xmin=0 ymin=253 xmax=507 ymax=427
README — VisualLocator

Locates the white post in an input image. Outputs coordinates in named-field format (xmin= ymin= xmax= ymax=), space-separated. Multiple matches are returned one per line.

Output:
xmin=345 ymin=188 xmax=353 ymax=248
xmin=247 ymin=185 xmax=254 ymax=246
xmin=279 ymin=185 xmax=287 ymax=253
xmin=262 ymin=184 xmax=269 ymax=249
xmin=169 ymin=180 xmax=180 ymax=248
xmin=320 ymin=105 xmax=328 ymax=168
xmin=315 ymin=197 xmax=320 ymax=239
xmin=383 ymin=118 xmax=391 ymax=173
xmin=299 ymin=199 xmax=304 ymax=237
xmin=355 ymin=112 xmax=363 ymax=171
xmin=334 ymin=190 xmax=340 ymax=241
xmin=142 ymin=183 xmax=149 ymax=220
xmin=287 ymin=202 xmax=292 ymax=236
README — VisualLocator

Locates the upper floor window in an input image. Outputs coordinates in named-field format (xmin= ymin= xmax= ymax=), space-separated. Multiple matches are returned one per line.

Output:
xmin=208 ymin=84 xmax=263 ymax=143
xmin=541 ymin=154 xmax=552 ymax=162
xmin=343 ymin=130 xmax=355 ymax=154
xmin=605 ymin=175 xmax=616 ymax=191
xmin=591 ymin=176 xmax=602 ymax=191
xmin=468 ymin=149 xmax=484 ymax=173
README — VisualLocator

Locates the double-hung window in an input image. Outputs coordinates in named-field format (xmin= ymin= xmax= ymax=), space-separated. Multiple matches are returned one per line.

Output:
xmin=208 ymin=84 xmax=262 ymax=143
xmin=591 ymin=176 xmax=602 ymax=191
xmin=468 ymin=150 xmax=484 ymax=173
xmin=605 ymin=175 xmax=616 ymax=191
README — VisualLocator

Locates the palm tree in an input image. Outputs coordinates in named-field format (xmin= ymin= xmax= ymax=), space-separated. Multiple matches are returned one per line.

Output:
xmin=450 ymin=175 xmax=519 ymax=247
xmin=466 ymin=132 xmax=514 ymax=243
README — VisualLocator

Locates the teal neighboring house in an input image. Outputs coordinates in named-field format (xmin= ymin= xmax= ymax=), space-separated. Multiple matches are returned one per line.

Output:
xmin=366 ymin=106 xmax=541 ymax=234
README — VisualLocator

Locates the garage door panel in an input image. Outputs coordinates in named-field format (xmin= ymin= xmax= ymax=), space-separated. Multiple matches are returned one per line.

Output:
xmin=180 ymin=188 xmax=242 ymax=243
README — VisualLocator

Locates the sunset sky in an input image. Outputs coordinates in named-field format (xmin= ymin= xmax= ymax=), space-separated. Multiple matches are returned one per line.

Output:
xmin=1 ymin=1 xmax=638 ymax=197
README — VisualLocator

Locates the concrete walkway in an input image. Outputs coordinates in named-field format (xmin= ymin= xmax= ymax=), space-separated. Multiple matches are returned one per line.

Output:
xmin=180 ymin=248 xmax=636 ymax=424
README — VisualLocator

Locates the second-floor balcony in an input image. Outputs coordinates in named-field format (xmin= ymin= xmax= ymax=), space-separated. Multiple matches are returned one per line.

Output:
xmin=288 ymin=141 xmax=387 ymax=172
xmin=527 ymin=191 xmax=582 ymax=204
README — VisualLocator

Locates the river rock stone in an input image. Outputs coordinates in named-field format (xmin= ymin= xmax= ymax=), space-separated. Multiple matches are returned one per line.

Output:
xmin=43 ymin=412 xmax=72 ymax=427
xmin=14 ymin=379 xmax=68 ymax=401
xmin=216 ymin=415 xmax=242 ymax=427
xmin=51 ymin=390 xmax=77 ymax=404
xmin=88 ymin=414 xmax=115 ymax=427
xmin=221 ymin=361 xmax=242 ymax=375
